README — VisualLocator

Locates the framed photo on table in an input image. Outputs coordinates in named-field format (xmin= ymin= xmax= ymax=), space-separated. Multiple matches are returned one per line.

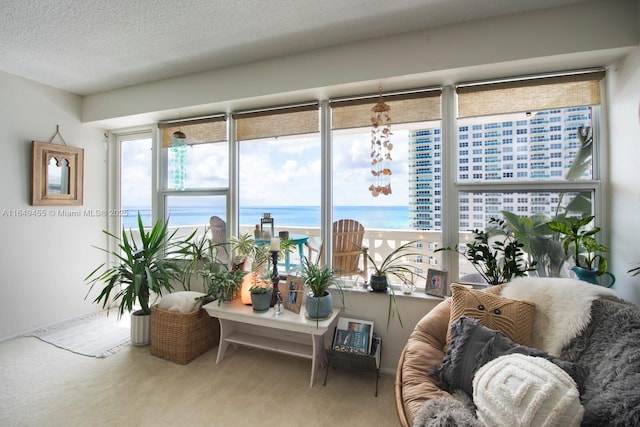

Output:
xmin=284 ymin=276 xmax=305 ymax=314
xmin=425 ymin=269 xmax=448 ymax=298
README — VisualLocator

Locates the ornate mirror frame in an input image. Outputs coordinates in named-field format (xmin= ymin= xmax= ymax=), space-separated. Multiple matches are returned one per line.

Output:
xmin=31 ymin=141 xmax=84 ymax=206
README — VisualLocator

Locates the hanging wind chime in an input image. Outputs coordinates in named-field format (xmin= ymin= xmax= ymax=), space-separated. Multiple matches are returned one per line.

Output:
xmin=170 ymin=130 xmax=187 ymax=191
xmin=369 ymin=88 xmax=393 ymax=197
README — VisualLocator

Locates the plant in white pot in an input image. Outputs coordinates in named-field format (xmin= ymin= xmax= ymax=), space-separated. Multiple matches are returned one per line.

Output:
xmin=85 ymin=212 xmax=195 ymax=345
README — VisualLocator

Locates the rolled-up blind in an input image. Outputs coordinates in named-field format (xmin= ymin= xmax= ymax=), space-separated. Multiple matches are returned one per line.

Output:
xmin=457 ymin=71 xmax=605 ymax=118
xmin=159 ymin=116 xmax=227 ymax=147
xmin=234 ymin=104 xmax=319 ymax=141
xmin=331 ymin=89 xmax=442 ymax=129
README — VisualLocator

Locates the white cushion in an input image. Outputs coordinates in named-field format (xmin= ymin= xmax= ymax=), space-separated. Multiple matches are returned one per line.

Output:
xmin=473 ymin=353 xmax=584 ymax=427
xmin=157 ymin=291 xmax=206 ymax=313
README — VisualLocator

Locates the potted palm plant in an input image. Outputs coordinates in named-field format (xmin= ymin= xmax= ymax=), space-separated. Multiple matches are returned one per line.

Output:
xmin=85 ymin=212 xmax=195 ymax=345
xmin=546 ymin=214 xmax=615 ymax=286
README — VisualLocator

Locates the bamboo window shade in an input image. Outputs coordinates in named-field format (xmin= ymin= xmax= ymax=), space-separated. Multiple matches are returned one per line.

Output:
xmin=457 ymin=71 xmax=605 ymax=118
xmin=234 ymin=104 xmax=319 ymax=141
xmin=159 ymin=116 xmax=227 ymax=147
xmin=331 ymin=90 xmax=442 ymax=130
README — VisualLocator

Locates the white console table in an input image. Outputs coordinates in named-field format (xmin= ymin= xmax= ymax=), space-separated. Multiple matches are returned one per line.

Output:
xmin=203 ymin=299 xmax=340 ymax=387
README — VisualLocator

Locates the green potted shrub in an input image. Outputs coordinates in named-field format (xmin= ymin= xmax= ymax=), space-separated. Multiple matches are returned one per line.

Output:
xmin=200 ymin=263 xmax=247 ymax=305
xmin=546 ymin=214 xmax=615 ymax=286
xmin=180 ymin=227 xmax=230 ymax=292
xmin=437 ymin=218 xmax=536 ymax=286
xmin=85 ymin=212 xmax=195 ymax=345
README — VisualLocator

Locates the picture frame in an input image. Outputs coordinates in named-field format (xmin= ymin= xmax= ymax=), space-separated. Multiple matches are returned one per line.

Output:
xmin=31 ymin=141 xmax=84 ymax=206
xmin=333 ymin=317 xmax=375 ymax=354
xmin=425 ymin=268 xmax=448 ymax=298
xmin=283 ymin=276 xmax=305 ymax=314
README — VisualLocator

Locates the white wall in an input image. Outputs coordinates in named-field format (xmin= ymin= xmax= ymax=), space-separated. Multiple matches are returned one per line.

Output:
xmin=607 ymin=45 xmax=640 ymax=302
xmin=0 ymin=72 xmax=107 ymax=340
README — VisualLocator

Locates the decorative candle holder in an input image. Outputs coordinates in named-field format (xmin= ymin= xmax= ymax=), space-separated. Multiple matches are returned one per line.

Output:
xmin=270 ymin=250 xmax=280 ymax=307
xmin=261 ymin=213 xmax=274 ymax=238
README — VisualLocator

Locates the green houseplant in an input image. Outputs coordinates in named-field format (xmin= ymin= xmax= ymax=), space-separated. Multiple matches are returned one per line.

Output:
xmin=361 ymin=240 xmax=424 ymax=327
xmin=180 ymin=227 xmax=231 ymax=291
xmin=299 ymin=257 xmax=342 ymax=320
xmin=437 ymin=218 xmax=536 ymax=286
xmin=248 ymin=280 xmax=273 ymax=313
xmin=546 ymin=214 xmax=614 ymax=285
xmin=200 ymin=263 xmax=247 ymax=305
xmin=85 ymin=212 xmax=195 ymax=344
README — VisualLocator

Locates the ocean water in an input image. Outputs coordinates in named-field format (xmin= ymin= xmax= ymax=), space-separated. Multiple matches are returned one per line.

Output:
xmin=122 ymin=205 xmax=411 ymax=230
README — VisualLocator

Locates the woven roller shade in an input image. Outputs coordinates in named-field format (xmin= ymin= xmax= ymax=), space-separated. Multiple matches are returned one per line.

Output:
xmin=331 ymin=90 xmax=442 ymax=130
xmin=160 ymin=116 xmax=227 ymax=147
xmin=235 ymin=104 xmax=319 ymax=141
xmin=457 ymin=71 xmax=605 ymax=118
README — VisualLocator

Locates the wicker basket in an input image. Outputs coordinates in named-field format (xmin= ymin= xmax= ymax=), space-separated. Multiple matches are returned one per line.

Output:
xmin=151 ymin=305 xmax=220 ymax=364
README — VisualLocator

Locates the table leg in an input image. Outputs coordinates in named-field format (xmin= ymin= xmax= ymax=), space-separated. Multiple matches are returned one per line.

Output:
xmin=216 ymin=318 xmax=232 ymax=364
xmin=310 ymin=333 xmax=328 ymax=387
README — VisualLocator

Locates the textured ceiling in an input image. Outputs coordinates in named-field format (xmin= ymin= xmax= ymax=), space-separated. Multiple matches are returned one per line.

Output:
xmin=2 ymin=0 xmax=590 ymax=96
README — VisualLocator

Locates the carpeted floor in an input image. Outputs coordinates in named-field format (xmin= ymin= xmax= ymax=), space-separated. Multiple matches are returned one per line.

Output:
xmin=0 ymin=336 xmax=399 ymax=426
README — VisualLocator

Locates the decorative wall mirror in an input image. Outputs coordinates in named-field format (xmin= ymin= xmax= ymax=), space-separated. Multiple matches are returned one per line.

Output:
xmin=31 ymin=141 xmax=84 ymax=206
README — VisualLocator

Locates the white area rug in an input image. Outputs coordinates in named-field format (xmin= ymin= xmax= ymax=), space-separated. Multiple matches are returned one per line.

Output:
xmin=26 ymin=311 xmax=130 ymax=357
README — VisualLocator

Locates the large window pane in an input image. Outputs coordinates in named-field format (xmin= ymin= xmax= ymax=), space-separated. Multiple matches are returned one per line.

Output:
xmin=239 ymin=135 xmax=321 ymax=272
xmin=121 ymin=137 xmax=152 ymax=228
xmin=457 ymin=107 xmax=593 ymax=183
xmin=332 ymin=123 xmax=441 ymax=284
xmin=457 ymin=190 xmax=594 ymax=281
xmin=167 ymin=141 xmax=229 ymax=190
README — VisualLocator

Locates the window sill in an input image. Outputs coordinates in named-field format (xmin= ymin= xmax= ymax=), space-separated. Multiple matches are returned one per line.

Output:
xmin=332 ymin=281 xmax=446 ymax=302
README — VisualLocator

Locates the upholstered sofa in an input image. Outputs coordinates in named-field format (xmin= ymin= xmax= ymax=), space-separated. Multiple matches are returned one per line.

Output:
xmin=394 ymin=277 xmax=640 ymax=426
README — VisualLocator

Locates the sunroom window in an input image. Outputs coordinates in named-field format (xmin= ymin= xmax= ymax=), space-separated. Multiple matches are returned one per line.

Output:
xmin=452 ymin=70 xmax=605 ymax=283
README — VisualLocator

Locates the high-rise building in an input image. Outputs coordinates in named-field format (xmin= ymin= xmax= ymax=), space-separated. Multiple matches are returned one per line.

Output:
xmin=408 ymin=107 xmax=592 ymax=231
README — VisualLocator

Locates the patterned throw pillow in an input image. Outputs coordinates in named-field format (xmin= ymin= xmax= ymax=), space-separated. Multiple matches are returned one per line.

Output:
xmin=448 ymin=283 xmax=536 ymax=347
xmin=473 ymin=354 xmax=584 ymax=427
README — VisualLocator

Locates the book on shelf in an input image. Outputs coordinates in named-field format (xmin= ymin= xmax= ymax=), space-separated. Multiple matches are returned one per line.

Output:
xmin=371 ymin=335 xmax=381 ymax=369
xmin=332 ymin=317 xmax=375 ymax=355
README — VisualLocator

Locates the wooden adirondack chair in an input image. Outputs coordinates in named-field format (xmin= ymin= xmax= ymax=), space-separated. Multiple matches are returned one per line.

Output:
xmin=306 ymin=219 xmax=368 ymax=282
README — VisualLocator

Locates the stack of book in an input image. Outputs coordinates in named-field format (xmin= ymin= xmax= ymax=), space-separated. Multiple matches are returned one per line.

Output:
xmin=332 ymin=317 xmax=377 ymax=356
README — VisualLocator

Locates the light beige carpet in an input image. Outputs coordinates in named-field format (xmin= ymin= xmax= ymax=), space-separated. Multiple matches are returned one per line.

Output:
xmin=0 ymin=336 xmax=399 ymax=426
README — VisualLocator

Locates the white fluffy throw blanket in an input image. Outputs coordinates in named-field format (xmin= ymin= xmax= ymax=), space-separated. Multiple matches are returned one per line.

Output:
xmin=501 ymin=277 xmax=615 ymax=356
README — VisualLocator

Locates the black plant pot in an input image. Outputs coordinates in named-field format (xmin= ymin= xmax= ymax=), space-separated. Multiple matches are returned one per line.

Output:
xmin=369 ymin=274 xmax=388 ymax=292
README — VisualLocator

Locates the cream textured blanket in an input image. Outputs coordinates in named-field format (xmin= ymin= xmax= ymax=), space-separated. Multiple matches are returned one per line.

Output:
xmin=501 ymin=277 xmax=615 ymax=356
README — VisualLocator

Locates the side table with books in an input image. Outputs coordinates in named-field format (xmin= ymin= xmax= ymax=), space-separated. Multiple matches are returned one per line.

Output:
xmin=323 ymin=317 xmax=382 ymax=396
